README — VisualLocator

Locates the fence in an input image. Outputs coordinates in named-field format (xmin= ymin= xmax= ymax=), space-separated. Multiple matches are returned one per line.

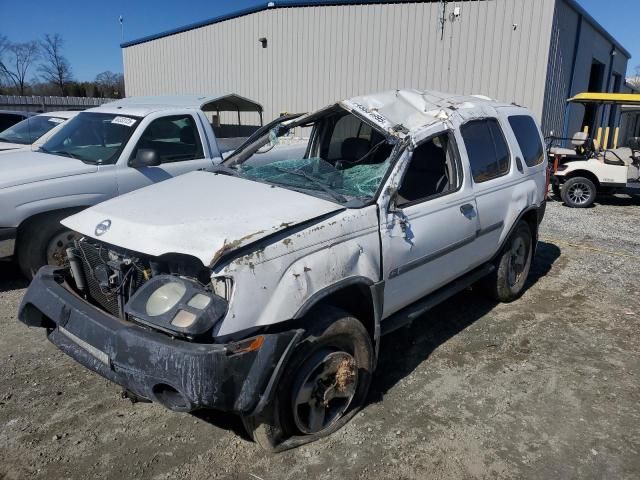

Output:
xmin=0 ymin=95 xmax=114 ymax=113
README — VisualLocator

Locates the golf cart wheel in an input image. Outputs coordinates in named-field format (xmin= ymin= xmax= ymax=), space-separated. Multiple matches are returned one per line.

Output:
xmin=561 ymin=176 xmax=596 ymax=208
xmin=242 ymin=306 xmax=373 ymax=451
xmin=481 ymin=221 xmax=533 ymax=303
xmin=17 ymin=213 xmax=79 ymax=280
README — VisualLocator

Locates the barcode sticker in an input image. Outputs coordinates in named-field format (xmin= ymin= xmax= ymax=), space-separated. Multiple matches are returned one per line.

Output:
xmin=111 ymin=116 xmax=136 ymax=127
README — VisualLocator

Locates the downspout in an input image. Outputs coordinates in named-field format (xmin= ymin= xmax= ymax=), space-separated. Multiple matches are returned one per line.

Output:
xmin=562 ymin=13 xmax=583 ymax=141
xmin=600 ymin=47 xmax=617 ymax=128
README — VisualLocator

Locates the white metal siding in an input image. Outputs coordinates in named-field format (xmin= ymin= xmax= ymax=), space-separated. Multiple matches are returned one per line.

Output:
xmin=123 ymin=0 xmax=556 ymax=122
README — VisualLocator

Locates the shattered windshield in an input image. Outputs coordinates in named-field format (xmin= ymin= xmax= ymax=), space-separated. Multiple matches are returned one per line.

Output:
xmin=224 ymin=107 xmax=396 ymax=204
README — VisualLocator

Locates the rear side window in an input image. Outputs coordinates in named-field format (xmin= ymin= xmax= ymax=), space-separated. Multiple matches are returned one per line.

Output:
xmin=461 ymin=119 xmax=510 ymax=183
xmin=508 ymin=115 xmax=544 ymax=167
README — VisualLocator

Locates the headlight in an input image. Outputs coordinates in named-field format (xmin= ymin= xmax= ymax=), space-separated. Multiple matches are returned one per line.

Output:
xmin=146 ymin=282 xmax=187 ymax=316
xmin=125 ymin=275 xmax=228 ymax=338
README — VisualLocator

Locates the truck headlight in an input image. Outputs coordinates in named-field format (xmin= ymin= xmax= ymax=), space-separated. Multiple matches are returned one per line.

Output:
xmin=146 ymin=282 xmax=187 ymax=316
xmin=125 ymin=275 xmax=227 ymax=338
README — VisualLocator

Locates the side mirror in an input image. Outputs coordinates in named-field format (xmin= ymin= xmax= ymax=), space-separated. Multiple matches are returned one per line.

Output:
xmin=130 ymin=149 xmax=160 ymax=168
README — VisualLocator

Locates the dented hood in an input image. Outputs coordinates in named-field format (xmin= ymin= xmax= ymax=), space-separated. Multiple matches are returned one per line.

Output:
xmin=62 ymin=171 xmax=343 ymax=266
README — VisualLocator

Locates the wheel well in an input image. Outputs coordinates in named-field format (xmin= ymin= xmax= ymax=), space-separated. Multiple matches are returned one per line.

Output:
xmin=306 ymin=283 xmax=376 ymax=343
xmin=565 ymin=170 xmax=600 ymax=187
xmin=521 ymin=209 xmax=539 ymax=246
xmin=16 ymin=207 xmax=86 ymax=246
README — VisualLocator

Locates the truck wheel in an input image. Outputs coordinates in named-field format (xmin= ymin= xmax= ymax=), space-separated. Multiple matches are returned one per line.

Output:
xmin=17 ymin=214 xmax=79 ymax=280
xmin=242 ymin=306 xmax=373 ymax=452
xmin=481 ymin=221 xmax=533 ymax=303
xmin=561 ymin=177 xmax=596 ymax=208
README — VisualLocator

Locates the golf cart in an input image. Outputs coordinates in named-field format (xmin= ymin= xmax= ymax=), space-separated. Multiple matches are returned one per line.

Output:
xmin=549 ymin=92 xmax=640 ymax=208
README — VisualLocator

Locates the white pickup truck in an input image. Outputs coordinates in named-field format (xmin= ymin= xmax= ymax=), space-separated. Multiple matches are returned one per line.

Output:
xmin=0 ymin=94 xmax=263 ymax=277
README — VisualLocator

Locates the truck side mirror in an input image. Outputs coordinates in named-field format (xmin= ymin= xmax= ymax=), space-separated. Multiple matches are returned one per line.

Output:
xmin=130 ymin=149 xmax=161 ymax=168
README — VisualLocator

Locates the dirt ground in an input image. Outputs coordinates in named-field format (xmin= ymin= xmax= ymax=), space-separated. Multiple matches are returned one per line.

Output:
xmin=1 ymin=197 xmax=639 ymax=480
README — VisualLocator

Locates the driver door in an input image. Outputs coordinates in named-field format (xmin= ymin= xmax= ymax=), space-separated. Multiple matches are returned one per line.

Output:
xmin=116 ymin=113 xmax=215 ymax=194
xmin=381 ymin=130 xmax=481 ymax=317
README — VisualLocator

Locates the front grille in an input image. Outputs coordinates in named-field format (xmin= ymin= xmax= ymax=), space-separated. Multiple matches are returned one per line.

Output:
xmin=77 ymin=241 xmax=121 ymax=317
xmin=75 ymin=241 xmax=148 ymax=318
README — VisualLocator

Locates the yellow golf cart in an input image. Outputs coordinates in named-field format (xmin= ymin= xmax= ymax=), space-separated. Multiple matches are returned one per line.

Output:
xmin=549 ymin=92 xmax=640 ymax=208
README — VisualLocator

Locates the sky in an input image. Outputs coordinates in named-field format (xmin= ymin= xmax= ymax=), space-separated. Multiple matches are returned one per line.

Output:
xmin=0 ymin=0 xmax=638 ymax=82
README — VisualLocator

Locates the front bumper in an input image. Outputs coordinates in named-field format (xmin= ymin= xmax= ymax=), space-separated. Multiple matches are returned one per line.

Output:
xmin=0 ymin=227 xmax=17 ymax=259
xmin=18 ymin=267 xmax=300 ymax=415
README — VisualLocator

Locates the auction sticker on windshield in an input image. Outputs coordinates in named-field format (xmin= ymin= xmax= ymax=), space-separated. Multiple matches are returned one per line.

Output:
xmin=48 ymin=118 xmax=65 ymax=124
xmin=111 ymin=116 xmax=137 ymax=127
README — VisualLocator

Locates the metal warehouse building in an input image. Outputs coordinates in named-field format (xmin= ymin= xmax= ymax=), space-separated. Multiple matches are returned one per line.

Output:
xmin=121 ymin=0 xmax=632 ymax=138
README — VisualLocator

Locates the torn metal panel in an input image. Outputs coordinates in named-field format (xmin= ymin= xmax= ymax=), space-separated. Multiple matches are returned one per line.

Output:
xmin=214 ymin=205 xmax=381 ymax=336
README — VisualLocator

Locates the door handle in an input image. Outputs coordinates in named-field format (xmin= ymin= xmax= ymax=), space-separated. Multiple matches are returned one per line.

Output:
xmin=460 ymin=203 xmax=476 ymax=218
xmin=516 ymin=157 xmax=524 ymax=173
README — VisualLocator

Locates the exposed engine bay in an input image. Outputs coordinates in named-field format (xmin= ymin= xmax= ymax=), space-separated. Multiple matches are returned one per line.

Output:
xmin=66 ymin=238 xmax=226 ymax=340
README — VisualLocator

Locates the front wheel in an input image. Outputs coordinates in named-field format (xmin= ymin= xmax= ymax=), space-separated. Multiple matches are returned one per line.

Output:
xmin=561 ymin=176 xmax=597 ymax=208
xmin=481 ymin=221 xmax=533 ymax=303
xmin=242 ymin=307 xmax=373 ymax=451
xmin=17 ymin=214 xmax=79 ymax=280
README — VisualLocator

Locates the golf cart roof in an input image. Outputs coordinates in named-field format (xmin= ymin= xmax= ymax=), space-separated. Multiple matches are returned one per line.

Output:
xmin=568 ymin=92 xmax=640 ymax=105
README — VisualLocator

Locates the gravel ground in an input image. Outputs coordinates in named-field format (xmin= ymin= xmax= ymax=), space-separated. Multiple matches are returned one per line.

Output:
xmin=1 ymin=196 xmax=639 ymax=480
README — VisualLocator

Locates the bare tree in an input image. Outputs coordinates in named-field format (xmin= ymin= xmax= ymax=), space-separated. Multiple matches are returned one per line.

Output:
xmin=0 ymin=40 xmax=39 ymax=95
xmin=95 ymin=70 xmax=123 ymax=98
xmin=38 ymin=34 xmax=72 ymax=96
xmin=628 ymin=64 xmax=640 ymax=91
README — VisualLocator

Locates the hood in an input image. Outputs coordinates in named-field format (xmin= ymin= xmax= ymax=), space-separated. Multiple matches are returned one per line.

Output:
xmin=0 ymin=151 xmax=97 ymax=189
xmin=0 ymin=141 xmax=27 ymax=152
xmin=62 ymin=171 xmax=344 ymax=267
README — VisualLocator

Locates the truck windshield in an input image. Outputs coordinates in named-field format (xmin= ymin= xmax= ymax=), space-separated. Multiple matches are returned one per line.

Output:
xmin=40 ymin=112 xmax=140 ymax=164
xmin=224 ymin=108 xmax=396 ymax=204
xmin=0 ymin=115 xmax=66 ymax=145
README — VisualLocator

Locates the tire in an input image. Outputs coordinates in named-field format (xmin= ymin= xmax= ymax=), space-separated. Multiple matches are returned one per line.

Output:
xmin=242 ymin=306 xmax=373 ymax=452
xmin=17 ymin=213 xmax=79 ymax=280
xmin=481 ymin=221 xmax=533 ymax=303
xmin=561 ymin=176 xmax=597 ymax=208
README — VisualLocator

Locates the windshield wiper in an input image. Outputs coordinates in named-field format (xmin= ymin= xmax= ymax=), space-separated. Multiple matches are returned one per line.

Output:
xmin=49 ymin=150 xmax=79 ymax=160
xmin=273 ymin=166 xmax=347 ymax=203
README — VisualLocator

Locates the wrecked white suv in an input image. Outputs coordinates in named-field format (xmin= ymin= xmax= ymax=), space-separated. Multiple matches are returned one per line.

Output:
xmin=19 ymin=90 xmax=548 ymax=451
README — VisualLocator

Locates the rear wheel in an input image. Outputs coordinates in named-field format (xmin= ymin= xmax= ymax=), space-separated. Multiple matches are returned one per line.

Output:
xmin=17 ymin=214 xmax=79 ymax=280
xmin=481 ymin=221 xmax=533 ymax=303
xmin=242 ymin=306 xmax=373 ymax=451
xmin=561 ymin=176 xmax=597 ymax=208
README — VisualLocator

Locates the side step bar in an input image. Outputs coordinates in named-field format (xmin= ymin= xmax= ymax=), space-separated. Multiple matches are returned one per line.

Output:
xmin=380 ymin=263 xmax=495 ymax=336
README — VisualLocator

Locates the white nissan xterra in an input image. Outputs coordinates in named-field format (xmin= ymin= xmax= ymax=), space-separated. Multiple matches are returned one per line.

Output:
xmin=19 ymin=90 xmax=548 ymax=451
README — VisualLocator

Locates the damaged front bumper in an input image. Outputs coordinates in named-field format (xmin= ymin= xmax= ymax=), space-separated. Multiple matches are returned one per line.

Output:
xmin=18 ymin=267 xmax=301 ymax=415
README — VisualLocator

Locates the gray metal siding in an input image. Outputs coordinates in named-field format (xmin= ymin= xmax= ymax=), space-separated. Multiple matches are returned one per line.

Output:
xmin=123 ymin=0 xmax=556 ymax=123
xmin=541 ymin=0 xmax=630 ymax=138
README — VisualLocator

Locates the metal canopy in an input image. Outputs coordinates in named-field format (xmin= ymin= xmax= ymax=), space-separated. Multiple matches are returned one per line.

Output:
xmin=568 ymin=92 xmax=640 ymax=106
xmin=107 ymin=94 xmax=263 ymax=113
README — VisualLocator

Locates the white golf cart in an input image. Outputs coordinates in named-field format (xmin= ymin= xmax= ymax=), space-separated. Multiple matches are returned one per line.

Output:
xmin=550 ymin=93 xmax=640 ymax=208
